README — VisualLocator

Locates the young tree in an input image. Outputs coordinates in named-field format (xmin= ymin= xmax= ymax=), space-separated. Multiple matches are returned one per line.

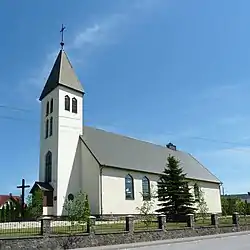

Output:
xmin=156 ymin=155 xmax=196 ymax=221
xmin=195 ymin=185 xmax=209 ymax=223
xmin=236 ymin=199 xmax=248 ymax=216
xmin=26 ymin=189 xmax=43 ymax=218
xmin=221 ymin=196 xmax=229 ymax=216
xmin=63 ymin=191 xmax=91 ymax=229
xmin=136 ymin=185 xmax=157 ymax=228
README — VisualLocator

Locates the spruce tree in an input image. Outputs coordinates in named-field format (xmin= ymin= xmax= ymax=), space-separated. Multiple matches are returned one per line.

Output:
xmin=9 ymin=201 xmax=14 ymax=221
xmin=1 ymin=207 xmax=5 ymax=222
xmin=156 ymin=155 xmax=196 ymax=221
xmin=5 ymin=203 xmax=10 ymax=222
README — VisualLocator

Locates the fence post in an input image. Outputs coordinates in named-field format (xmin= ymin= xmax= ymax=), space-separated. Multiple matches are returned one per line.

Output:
xmin=158 ymin=214 xmax=166 ymax=231
xmin=187 ymin=214 xmax=195 ymax=229
xmin=41 ymin=216 xmax=52 ymax=236
xmin=232 ymin=212 xmax=239 ymax=227
xmin=211 ymin=213 xmax=218 ymax=228
xmin=87 ymin=216 xmax=96 ymax=234
xmin=126 ymin=215 xmax=134 ymax=233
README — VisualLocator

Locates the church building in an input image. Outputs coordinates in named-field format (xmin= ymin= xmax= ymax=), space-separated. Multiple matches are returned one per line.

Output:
xmin=31 ymin=46 xmax=222 ymax=216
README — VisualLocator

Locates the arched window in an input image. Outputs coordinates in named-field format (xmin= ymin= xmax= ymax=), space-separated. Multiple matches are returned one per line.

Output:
xmin=125 ymin=174 xmax=134 ymax=200
xmin=45 ymin=119 xmax=49 ymax=138
xmin=45 ymin=151 xmax=52 ymax=183
xmin=142 ymin=176 xmax=150 ymax=201
xmin=49 ymin=117 xmax=53 ymax=136
xmin=194 ymin=183 xmax=200 ymax=202
xmin=65 ymin=95 xmax=70 ymax=111
xmin=46 ymin=101 xmax=49 ymax=116
xmin=72 ymin=97 xmax=77 ymax=114
xmin=50 ymin=99 xmax=53 ymax=113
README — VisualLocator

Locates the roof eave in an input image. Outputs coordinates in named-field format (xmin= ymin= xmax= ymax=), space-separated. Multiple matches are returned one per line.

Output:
xmin=99 ymin=164 xmax=221 ymax=184
xmin=39 ymin=83 xmax=84 ymax=101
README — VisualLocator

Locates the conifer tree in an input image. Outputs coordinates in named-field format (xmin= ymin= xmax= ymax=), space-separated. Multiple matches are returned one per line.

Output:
xmin=156 ymin=155 xmax=196 ymax=220
xmin=5 ymin=203 xmax=10 ymax=222
xmin=1 ymin=207 xmax=5 ymax=222
xmin=9 ymin=201 xmax=14 ymax=221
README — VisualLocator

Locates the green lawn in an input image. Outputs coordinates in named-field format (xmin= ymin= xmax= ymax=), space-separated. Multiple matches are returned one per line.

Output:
xmin=0 ymin=227 xmax=41 ymax=237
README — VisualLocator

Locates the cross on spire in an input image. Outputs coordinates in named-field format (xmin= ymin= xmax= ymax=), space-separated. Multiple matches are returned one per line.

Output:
xmin=60 ymin=24 xmax=66 ymax=50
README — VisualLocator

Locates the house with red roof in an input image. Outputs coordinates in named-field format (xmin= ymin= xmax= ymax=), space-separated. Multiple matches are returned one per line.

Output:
xmin=0 ymin=194 xmax=21 ymax=209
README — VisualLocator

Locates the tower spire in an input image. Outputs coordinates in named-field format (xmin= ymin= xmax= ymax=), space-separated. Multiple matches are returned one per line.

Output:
xmin=60 ymin=24 xmax=66 ymax=50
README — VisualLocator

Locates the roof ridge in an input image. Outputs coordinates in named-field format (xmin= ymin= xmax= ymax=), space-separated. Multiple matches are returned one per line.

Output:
xmin=83 ymin=125 xmax=182 ymax=152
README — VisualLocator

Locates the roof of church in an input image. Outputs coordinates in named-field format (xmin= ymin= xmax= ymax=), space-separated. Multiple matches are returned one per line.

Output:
xmin=39 ymin=50 xmax=84 ymax=100
xmin=81 ymin=126 xmax=221 ymax=184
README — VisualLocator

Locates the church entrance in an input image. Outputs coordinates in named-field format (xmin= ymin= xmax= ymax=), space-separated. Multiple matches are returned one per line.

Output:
xmin=30 ymin=182 xmax=54 ymax=216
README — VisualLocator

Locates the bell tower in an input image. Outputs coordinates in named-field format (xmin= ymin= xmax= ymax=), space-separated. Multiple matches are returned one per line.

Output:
xmin=38 ymin=28 xmax=84 ymax=215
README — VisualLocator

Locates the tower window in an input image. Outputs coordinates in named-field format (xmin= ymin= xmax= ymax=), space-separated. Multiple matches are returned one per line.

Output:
xmin=50 ymin=99 xmax=53 ymax=113
xmin=46 ymin=101 xmax=49 ymax=116
xmin=72 ymin=97 xmax=77 ymax=114
xmin=65 ymin=95 xmax=70 ymax=111
xmin=49 ymin=117 xmax=53 ymax=136
xmin=45 ymin=119 xmax=49 ymax=138
xmin=45 ymin=151 xmax=52 ymax=183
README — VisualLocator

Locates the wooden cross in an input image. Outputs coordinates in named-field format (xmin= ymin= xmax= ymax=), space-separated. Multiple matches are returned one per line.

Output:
xmin=17 ymin=178 xmax=30 ymax=218
xmin=60 ymin=24 xmax=66 ymax=49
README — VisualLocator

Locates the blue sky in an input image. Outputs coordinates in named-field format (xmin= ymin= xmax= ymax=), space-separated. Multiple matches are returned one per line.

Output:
xmin=1 ymin=0 xmax=250 ymax=196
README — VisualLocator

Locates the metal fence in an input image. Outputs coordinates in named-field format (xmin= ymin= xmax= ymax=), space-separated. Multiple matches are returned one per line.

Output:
xmin=51 ymin=216 xmax=88 ymax=235
xmin=133 ymin=214 xmax=159 ymax=231
xmin=0 ymin=218 xmax=41 ymax=237
xmin=95 ymin=215 xmax=127 ymax=233
xmin=1 ymin=214 xmax=250 ymax=237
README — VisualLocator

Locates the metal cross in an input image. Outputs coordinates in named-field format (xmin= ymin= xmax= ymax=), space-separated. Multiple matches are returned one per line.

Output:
xmin=60 ymin=24 xmax=66 ymax=50
xmin=17 ymin=178 xmax=30 ymax=219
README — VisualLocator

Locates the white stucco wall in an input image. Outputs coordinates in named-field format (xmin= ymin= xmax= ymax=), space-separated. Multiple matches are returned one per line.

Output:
xmin=101 ymin=167 xmax=222 ymax=215
xmin=101 ymin=168 xmax=159 ymax=215
xmin=189 ymin=180 xmax=222 ymax=214
xmin=80 ymin=141 xmax=100 ymax=215
xmin=39 ymin=86 xmax=83 ymax=216
xmin=39 ymin=89 xmax=59 ymax=183
xmin=56 ymin=86 xmax=83 ymax=216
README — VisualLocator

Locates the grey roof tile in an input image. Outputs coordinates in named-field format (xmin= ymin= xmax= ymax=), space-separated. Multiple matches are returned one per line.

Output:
xmin=39 ymin=50 xmax=84 ymax=100
xmin=81 ymin=126 xmax=221 ymax=184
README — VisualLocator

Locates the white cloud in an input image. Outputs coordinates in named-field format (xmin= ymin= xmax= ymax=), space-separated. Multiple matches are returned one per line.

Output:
xmin=73 ymin=24 xmax=101 ymax=47
xmin=17 ymin=50 xmax=58 ymax=100
xmin=71 ymin=13 xmax=128 ymax=49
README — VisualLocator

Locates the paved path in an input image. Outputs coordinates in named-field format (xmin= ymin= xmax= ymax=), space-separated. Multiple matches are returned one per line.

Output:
xmin=77 ymin=231 xmax=250 ymax=250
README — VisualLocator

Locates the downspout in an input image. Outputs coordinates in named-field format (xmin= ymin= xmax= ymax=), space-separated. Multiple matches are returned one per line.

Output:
xmin=100 ymin=165 xmax=104 ymax=216
xmin=220 ymin=182 xmax=225 ymax=196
